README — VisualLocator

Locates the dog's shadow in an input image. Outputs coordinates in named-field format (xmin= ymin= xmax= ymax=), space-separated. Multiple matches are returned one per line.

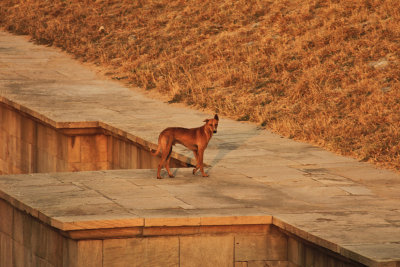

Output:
xmin=208 ymin=126 xmax=262 ymax=170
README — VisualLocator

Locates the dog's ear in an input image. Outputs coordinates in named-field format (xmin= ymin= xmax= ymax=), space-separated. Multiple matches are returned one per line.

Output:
xmin=214 ymin=114 xmax=219 ymax=121
xmin=203 ymin=119 xmax=209 ymax=123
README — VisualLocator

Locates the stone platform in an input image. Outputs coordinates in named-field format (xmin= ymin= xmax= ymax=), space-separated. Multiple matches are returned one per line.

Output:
xmin=0 ymin=31 xmax=400 ymax=266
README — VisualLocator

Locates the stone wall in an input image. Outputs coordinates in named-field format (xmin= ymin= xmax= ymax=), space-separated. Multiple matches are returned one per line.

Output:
xmin=0 ymin=198 xmax=364 ymax=267
xmin=0 ymin=102 xmax=188 ymax=175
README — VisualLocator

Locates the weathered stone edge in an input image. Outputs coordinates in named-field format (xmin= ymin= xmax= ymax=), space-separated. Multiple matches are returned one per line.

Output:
xmin=51 ymin=215 xmax=273 ymax=231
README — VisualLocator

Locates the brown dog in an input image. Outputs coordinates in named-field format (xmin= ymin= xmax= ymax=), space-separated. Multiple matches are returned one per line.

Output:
xmin=151 ymin=114 xmax=219 ymax=179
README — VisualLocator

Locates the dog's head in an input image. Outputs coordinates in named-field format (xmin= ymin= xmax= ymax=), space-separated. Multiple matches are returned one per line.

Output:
xmin=204 ymin=114 xmax=219 ymax=134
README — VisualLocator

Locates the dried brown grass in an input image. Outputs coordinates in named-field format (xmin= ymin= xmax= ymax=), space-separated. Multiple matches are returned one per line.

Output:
xmin=1 ymin=0 xmax=399 ymax=170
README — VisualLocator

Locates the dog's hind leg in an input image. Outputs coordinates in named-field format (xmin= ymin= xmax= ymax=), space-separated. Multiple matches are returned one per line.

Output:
xmin=157 ymin=153 xmax=168 ymax=179
xmin=165 ymin=146 xmax=174 ymax=178
xmin=192 ymin=150 xmax=200 ymax=175
xmin=156 ymin=157 xmax=164 ymax=179
xmin=156 ymin=136 xmax=171 ymax=179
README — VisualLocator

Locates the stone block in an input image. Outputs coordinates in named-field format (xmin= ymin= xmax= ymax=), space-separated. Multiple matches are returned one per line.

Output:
xmin=103 ymin=236 xmax=179 ymax=267
xmin=68 ymin=162 xmax=82 ymax=172
xmin=0 ymin=155 xmax=7 ymax=174
xmin=78 ymin=240 xmax=103 ymax=267
xmin=56 ymin=157 xmax=68 ymax=172
xmin=30 ymin=220 xmax=47 ymax=257
xmin=305 ymin=246 xmax=315 ymax=266
xmin=63 ymin=238 xmax=78 ymax=267
xmin=63 ymin=238 xmax=103 ymax=267
xmin=13 ymin=240 xmax=32 ymax=267
xmin=70 ymin=161 xmax=109 ymax=171
xmin=0 ymin=128 xmax=5 ymax=156
xmin=314 ymin=249 xmax=328 ymax=266
xmin=20 ymin=141 xmax=33 ymax=172
xmin=11 ymin=165 xmax=23 ymax=175
xmin=0 ymin=199 xmax=13 ymax=236
xmin=5 ymin=106 xmax=18 ymax=137
xmin=80 ymin=135 xmax=96 ymax=163
xmin=144 ymin=216 xmax=201 ymax=227
xmin=199 ymin=225 xmax=270 ymax=236
xmin=125 ymin=142 xmax=134 ymax=169
xmin=45 ymin=127 xmax=59 ymax=157
xmin=79 ymin=134 xmax=108 ymax=164
xmin=20 ymin=115 xmax=35 ymax=144
xmin=13 ymin=208 xmax=32 ymax=247
xmin=36 ymin=149 xmax=57 ymax=173
xmin=138 ymin=146 xmax=154 ymax=169
xmin=180 ymin=234 xmax=234 ymax=267
xmin=117 ymin=139 xmax=127 ymax=168
xmin=124 ymin=142 xmax=133 ymax=168
xmin=31 ymin=219 xmax=63 ymax=266
xmin=107 ymin=135 xmax=114 ymax=167
xmin=235 ymin=233 xmax=287 ymax=262
xmin=0 ymin=105 xmax=7 ymax=132
xmin=200 ymin=216 xmax=272 ymax=226
xmin=95 ymin=134 xmax=108 ymax=163
xmin=14 ymin=137 xmax=23 ymax=170
xmin=0 ymin=131 xmax=9 ymax=160
xmin=247 ymin=261 xmax=266 ymax=267
xmin=248 ymin=261 xmax=290 ymax=267
xmin=111 ymin=137 xmax=121 ymax=168
xmin=142 ymin=226 xmax=199 ymax=236
xmin=128 ymin=144 xmax=139 ymax=169
xmin=96 ymin=161 xmax=111 ymax=170
xmin=14 ymin=111 xmax=22 ymax=139
xmin=68 ymin=136 xmax=81 ymax=163
xmin=9 ymin=134 xmax=17 ymax=167
xmin=0 ymin=232 xmax=13 ymax=267
xmin=56 ymin=134 xmax=68 ymax=160
xmin=32 ymin=254 xmax=53 ymax=267
xmin=36 ymin=123 xmax=47 ymax=152
xmin=288 ymin=237 xmax=302 ymax=266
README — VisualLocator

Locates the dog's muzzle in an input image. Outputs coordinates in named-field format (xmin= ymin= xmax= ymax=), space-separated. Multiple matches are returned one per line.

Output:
xmin=213 ymin=130 xmax=217 ymax=134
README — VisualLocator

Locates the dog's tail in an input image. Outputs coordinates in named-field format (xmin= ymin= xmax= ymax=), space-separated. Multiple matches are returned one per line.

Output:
xmin=150 ymin=143 xmax=161 ymax=156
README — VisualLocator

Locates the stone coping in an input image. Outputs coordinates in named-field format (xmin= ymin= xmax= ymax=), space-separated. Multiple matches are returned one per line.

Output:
xmin=55 ymin=215 xmax=273 ymax=232
xmin=1 ymin=31 xmax=400 ymax=266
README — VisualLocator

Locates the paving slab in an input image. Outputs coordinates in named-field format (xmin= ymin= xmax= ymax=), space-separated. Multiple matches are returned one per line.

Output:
xmin=1 ymin=31 xmax=400 ymax=265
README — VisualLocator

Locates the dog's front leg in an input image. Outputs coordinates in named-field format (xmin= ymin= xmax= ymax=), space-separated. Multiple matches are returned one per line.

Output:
xmin=197 ymin=148 xmax=208 ymax=177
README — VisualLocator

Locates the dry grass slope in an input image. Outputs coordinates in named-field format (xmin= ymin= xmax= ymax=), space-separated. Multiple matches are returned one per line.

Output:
xmin=1 ymin=0 xmax=399 ymax=170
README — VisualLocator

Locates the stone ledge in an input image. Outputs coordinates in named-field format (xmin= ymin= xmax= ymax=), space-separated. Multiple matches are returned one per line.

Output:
xmin=52 ymin=215 xmax=273 ymax=232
